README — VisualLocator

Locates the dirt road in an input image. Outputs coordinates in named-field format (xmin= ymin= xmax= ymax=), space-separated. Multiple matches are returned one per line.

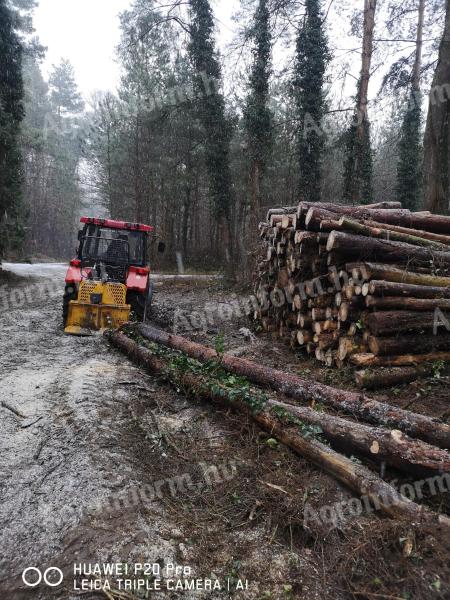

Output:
xmin=0 ymin=266 xmax=200 ymax=598
xmin=0 ymin=264 xmax=448 ymax=600
xmin=0 ymin=265 xmax=300 ymax=600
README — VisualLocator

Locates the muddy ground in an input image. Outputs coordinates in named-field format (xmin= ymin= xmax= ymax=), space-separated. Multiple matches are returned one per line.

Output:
xmin=0 ymin=266 xmax=449 ymax=600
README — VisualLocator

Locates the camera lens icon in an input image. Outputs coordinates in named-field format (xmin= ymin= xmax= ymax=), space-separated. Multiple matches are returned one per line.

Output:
xmin=22 ymin=567 xmax=64 ymax=588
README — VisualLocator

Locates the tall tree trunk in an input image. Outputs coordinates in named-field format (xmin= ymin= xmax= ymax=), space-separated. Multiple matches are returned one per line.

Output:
xmin=357 ymin=0 xmax=377 ymax=140
xmin=343 ymin=0 xmax=377 ymax=204
xmin=182 ymin=186 xmax=191 ymax=256
xmin=249 ymin=160 xmax=262 ymax=235
xmin=396 ymin=0 xmax=425 ymax=211
xmin=133 ymin=110 xmax=143 ymax=223
xmin=423 ymin=0 xmax=450 ymax=214
xmin=412 ymin=0 xmax=425 ymax=94
xmin=243 ymin=0 xmax=272 ymax=277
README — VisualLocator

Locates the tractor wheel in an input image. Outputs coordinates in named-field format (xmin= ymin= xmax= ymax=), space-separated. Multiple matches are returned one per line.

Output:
xmin=127 ymin=290 xmax=146 ymax=321
xmin=63 ymin=284 xmax=78 ymax=326
xmin=127 ymin=283 xmax=154 ymax=322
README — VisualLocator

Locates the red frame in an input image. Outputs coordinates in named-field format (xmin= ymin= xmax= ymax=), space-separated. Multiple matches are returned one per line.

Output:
xmin=80 ymin=216 xmax=153 ymax=233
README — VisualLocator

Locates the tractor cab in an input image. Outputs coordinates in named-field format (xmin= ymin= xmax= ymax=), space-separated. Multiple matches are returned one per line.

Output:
xmin=63 ymin=217 xmax=154 ymax=335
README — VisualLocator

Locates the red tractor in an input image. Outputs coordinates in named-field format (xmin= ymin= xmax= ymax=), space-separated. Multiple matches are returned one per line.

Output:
xmin=63 ymin=217 xmax=155 ymax=335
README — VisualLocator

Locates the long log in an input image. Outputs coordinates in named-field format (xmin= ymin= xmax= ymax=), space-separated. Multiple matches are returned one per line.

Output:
xmin=108 ymin=330 xmax=450 ymax=527
xmin=327 ymin=231 xmax=450 ymax=267
xmin=367 ymin=280 xmax=450 ymax=299
xmin=339 ymin=216 xmax=449 ymax=250
xmin=364 ymin=220 xmax=450 ymax=246
xmin=369 ymin=333 xmax=450 ymax=356
xmin=351 ymin=263 xmax=450 ymax=287
xmin=349 ymin=351 xmax=450 ymax=367
xmin=357 ymin=209 xmax=450 ymax=234
xmin=300 ymin=201 xmax=403 ymax=216
xmin=355 ymin=366 xmax=433 ymax=389
xmin=135 ymin=324 xmax=450 ymax=448
xmin=365 ymin=296 xmax=450 ymax=311
xmin=305 ymin=206 xmax=450 ymax=234
xmin=364 ymin=311 xmax=438 ymax=335
xmin=269 ymin=400 xmax=450 ymax=476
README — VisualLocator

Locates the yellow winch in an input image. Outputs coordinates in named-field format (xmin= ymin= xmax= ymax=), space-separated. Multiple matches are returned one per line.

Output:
xmin=64 ymin=281 xmax=131 ymax=336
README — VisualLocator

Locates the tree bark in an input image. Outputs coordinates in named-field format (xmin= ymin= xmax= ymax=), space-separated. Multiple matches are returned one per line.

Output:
xmin=423 ymin=0 xmax=450 ymax=214
xmin=135 ymin=323 xmax=450 ymax=448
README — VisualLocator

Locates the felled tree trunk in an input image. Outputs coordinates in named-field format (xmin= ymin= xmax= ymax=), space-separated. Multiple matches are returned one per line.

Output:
xmin=364 ymin=220 xmax=450 ymax=246
xmin=327 ymin=231 xmax=450 ymax=267
xmin=349 ymin=351 xmax=450 ymax=367
xmin=363 ymin=310 xmax=437 ymax=335
xmin=352 ymin=262 xmax=450 ymax=287
xmin=367 ymin=280 xmax=450 ymax=299
xmin=135 ymin=324 xmax=450 ymax=449
xmin=368 ymin=333 xmax=450 ymax=356
xmin=339 ymin=216 xmax=448 ymax=249
xmin=355 ymin=366 xmax=432 ymax=389
xmin=108 ymin=329 xmax=450 ymax=529
xmin=365 ymin=296 xmax=450 ymax=311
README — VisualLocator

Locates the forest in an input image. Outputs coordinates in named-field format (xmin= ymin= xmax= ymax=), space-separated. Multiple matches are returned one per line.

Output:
xmin=0 ymin=0 xmax=449 ymax=271
xmin=1 ymin=2 xmax=450 ymax=598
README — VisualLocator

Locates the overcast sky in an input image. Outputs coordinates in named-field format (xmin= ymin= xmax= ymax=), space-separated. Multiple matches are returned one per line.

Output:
xmin=33 ymin=0 xmax=238 ymax=99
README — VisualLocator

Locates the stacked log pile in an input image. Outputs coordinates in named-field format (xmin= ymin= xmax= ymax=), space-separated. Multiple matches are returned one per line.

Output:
xmin=253 ymin=201 xmax=450 ymax=385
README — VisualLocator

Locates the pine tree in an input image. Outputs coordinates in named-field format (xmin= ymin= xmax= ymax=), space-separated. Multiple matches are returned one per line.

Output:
xmin=293 ymin=0 xmax=329 ymax=202
xmin=49 ymin=59 xmax=84 ymax=117
xmin=243 ymin=0 xmax=272 ymax=231
xmin=188 ymin=0 xmax=234 ymax=263
xmin=0 ymin=0 xmax=25 ymax=258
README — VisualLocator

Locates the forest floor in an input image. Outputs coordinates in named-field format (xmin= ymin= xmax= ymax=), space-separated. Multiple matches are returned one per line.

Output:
xmin=0 ymin=266 xmax=449 ymax=600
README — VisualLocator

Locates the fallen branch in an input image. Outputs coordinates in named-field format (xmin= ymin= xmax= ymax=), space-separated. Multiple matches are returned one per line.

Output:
xmin=1 ymin=400 xmax=27 ymax=419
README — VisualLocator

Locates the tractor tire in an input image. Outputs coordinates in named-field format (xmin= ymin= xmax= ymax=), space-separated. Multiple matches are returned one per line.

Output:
xmin=63 ymin=284 xmax=78 ymax=326
xmin=127 ymin=290 xmax=146 ymax=321
xmin=127 ymin=283 xmax=154 ymax=322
